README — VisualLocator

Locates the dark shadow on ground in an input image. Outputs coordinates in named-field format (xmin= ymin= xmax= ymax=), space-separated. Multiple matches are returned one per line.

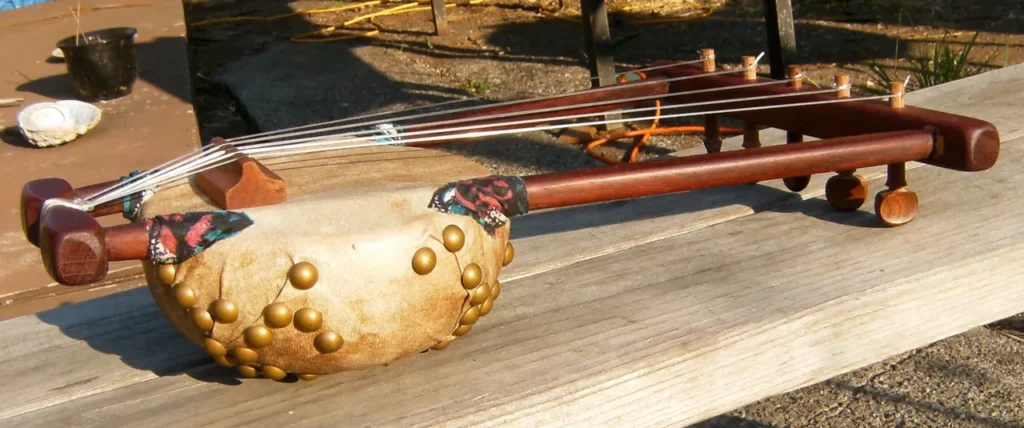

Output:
xmin=510 ymin=178 xmax=883 ymax=242
xmin=33 ymin=286 xmax=244 ymax=385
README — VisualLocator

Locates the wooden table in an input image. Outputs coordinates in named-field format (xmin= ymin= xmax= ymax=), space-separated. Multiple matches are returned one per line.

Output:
xmin=0 ymin=59 xmax=1020 ymax=425
xmin=0 ymin=0 xmax=200 ymax=320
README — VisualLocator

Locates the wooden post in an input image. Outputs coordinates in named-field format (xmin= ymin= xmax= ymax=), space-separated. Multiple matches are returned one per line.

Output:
xmin=431 ymin=0 xmax=449 ymax=36
xmin=875 ymin=80 xmax=918 ymax=227
xmin=781 ymin=65 xmax=810 ymax=192
xmin=762 ymin=0 xmax=796 ymax=80
xmin=702 ymin=49 xmax=722 ymax=153
xmin=581 ymin=0 xmax=621 ymax=130
xmin=741 ymin=56 xmax=760 ymax=151
xmin=824 ymin=73 xmax=869 ymax=211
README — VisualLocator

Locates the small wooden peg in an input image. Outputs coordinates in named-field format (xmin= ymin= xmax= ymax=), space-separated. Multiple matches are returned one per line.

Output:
xmin=787 ymin=65 xmax=802 ymax=89
xmin=700 ymin=48 xmax=715 ymax=73
xmin=195 ymin=138 xmax=288 ymax=210
xmin=741 ymin=56 xmax=756 ymax=80
xmin=889 ymin=81 xmax=906 ymax=109
xmin=835 ymin=73 xmax=851 ymax=98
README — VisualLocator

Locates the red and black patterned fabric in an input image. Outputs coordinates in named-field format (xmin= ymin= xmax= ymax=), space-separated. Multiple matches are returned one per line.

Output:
xmin=428 ymin=175 xmax=528 ymax=236
xmin=146 ymin=211 xmax=253 ymax=264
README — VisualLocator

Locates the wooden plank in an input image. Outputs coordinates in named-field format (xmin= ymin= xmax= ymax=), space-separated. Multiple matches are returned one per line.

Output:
xmin=5 ymin=133 xmax=1023 ymax=426
xmin=0 ymin=0 xmax=200 ymax=313
xmin=0 ymin=66 xmax=1019 ymax=420
xmin=430 ymin=0 xmax=449 ymax=36
xmin=762 ymin=0 xmax=797 ymax=79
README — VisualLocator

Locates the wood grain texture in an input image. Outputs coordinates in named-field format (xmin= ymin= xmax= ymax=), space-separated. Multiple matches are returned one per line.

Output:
xmin=0 ymin=65 xmax=1020 ymax=425
xmin=193 ymin=137 xmax=287 ymax=210
xmin=3 ymin=135 xmax=1022 ymax=427
xmin=524 ymin=130 xmax=934 ymax=210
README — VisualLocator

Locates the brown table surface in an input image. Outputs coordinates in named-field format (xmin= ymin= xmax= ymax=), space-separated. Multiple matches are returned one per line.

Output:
xmin=0 ymin=0 xmax=199 ymax=319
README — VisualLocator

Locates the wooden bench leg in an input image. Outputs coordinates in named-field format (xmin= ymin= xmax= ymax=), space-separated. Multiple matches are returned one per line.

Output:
xmin=762 ymin=0 xmax=796 ymax=79
xmin=581 ymin=0 xmax=621 ymax=130
xmin=431 ymin=0 xmax=449 ymax=36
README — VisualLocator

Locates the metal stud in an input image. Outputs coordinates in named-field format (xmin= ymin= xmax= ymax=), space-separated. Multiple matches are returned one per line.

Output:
xmin=460 ymin=306 xmax=481 ymax=325
xmin=491 ymin=282 xmax=501 ymax=301
xmin=461 ymin=263 xmax=482 ymax=289
xmin=453 ymin=324 xmax=472 ymax=336
xmin=442 ymin=225 xmax=466 ymax=253
xmin=314 ymin=331 xmax=344 ymax=354
xmin=480 ymin=296 xmax=494 ymax=316
xmin=191 ymin=308 xmax=214 ymax=332
xmin=204 ymin=338 xmax=227 ymax=357
xmin=244 ymin=326 xmax=273 ymax=348
xmin=412 ymin=247 xmax=437 ymax=275
xmin=469 ymin=283 xmax=490 ymax=305
xmin=157 ymin=264 xmax=177 ymax=285
xmin=237 ymin=365 xmax=258 ymax=378
xmin=431 ymin=341 xmax=451 ymax=351
xmin=288 ymin=262 xmax=319 ymax=290
xmin=210 ymin=299 xmax=239 ymax=323
xmin=173 ymin=284 xmax=196 ymax=308
xmin=503 ymin=242 xmax=515 ymax=266
xmin=229 ymin=347 xmax=259 ymax=365
xmin=263 ymin=302 xmax=293 ymax=328
xmin=298 ymin=374 xmax=319 ymax=381
xmin=261 ymin=365 xmax=287 ymax=381
xmin=294 ymin=308 xmax=323 ymax=333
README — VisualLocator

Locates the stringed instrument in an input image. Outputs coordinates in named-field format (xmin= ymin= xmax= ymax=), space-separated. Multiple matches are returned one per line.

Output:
xmin=18 ymin=50 xmax=1000 ymax=381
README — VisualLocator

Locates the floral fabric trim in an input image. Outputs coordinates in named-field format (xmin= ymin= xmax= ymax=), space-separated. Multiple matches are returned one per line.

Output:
xmin=146 ymin=211 xmax=253 ymax=264
xmin=428 ymin=175 xmax=528 ymax=236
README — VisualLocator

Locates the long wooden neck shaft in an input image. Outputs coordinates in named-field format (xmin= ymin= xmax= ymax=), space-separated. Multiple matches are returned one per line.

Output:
xmin=522 ymin=130 xmax=934 ymax=211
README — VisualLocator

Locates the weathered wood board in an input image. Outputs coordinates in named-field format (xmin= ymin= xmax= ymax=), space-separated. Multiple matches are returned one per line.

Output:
xmin=3 ymin=135 xmax=1022 ymax=427
xmin=0 ymin=65 xmax=1021 ymax=425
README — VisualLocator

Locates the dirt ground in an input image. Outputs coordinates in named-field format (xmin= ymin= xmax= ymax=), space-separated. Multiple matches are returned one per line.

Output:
xmin=178 ymin=0 xmax=1024 ymax=425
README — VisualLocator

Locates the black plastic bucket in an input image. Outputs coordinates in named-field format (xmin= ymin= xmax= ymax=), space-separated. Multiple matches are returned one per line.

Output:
xmin=55 ymin=27 xmax=138 ymax=101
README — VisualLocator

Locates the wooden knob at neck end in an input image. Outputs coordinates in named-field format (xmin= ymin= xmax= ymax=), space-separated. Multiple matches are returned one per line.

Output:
xmin=21 ymin=178 xmax=74 ymax=247
xmin=21 ymin=178 xmax=125 ymax=248
xmin=38 ymin=206 xmax=149 ymax=286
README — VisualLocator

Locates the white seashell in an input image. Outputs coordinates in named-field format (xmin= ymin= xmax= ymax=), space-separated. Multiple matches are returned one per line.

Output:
xmin=17 ymin=100 xmax=102 ymax=148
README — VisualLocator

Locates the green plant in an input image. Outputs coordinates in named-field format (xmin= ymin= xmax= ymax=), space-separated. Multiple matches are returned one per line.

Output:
xmin=462 ymin=78 xmax=491 ymax=95
xmin=864 ymin=31 xmax=982 ymax=95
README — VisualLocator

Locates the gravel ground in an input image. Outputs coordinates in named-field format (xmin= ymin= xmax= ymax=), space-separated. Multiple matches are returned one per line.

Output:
xmin=180 ymin=0 xmax=1024 ymax=425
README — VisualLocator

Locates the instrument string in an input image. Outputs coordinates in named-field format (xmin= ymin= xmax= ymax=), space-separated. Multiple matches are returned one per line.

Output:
xmin=229 ymin=73 xmax=789 ymax=151
xmin=252 ymin=91 xmax=893 ymax=160
xmin=89 ymin=78 xmax=814 ymax=207
xmin=227 ymin=55 xmax=766 ymax=146
xmin=83 ymin=56 xmax=767 ymax=206
xmin=87 ymin=82 xmax=895 ymax=208
xmin=225 ymin=58 xmax=713 ymax=144
xmin=83 ymin=57 xmax=728 ymax=205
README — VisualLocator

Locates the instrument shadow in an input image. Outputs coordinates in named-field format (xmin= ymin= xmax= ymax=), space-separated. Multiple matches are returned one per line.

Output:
xmin=511 ymin=180 xmax=880 ymax=241
xmin=32 ymin=287 xmax=247 ymax=385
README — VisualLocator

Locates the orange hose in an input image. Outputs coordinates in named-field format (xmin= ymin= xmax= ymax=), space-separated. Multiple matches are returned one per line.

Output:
xmin=578 ymin=88 xmax=743 ymax=164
